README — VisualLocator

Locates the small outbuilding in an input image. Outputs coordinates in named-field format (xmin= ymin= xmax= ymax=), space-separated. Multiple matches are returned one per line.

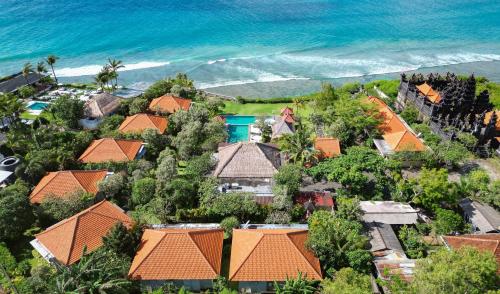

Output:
xmin=360 ymin=201 xmax=419 ymax=225
xmin=459 ymin=198 xmax=500 ymax=233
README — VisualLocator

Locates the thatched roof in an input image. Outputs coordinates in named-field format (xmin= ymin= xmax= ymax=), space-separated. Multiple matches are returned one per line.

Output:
xmin=214 ymin=142 xmax=281 ymax=178
xmin=84 ymin=93 xmax=122 ymax=118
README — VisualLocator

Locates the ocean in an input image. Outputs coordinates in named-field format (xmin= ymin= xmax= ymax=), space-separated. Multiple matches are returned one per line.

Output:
xmin=1 ymin=0 xmax=500 ymax=97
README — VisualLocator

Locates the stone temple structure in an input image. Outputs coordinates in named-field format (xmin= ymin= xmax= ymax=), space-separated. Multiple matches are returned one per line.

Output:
xmin=396 ymin=73 xmax=499 ymax=155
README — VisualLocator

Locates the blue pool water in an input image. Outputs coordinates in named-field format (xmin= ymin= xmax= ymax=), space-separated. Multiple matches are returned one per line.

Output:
xmin=225 ymin=115 xmax=256 ymax=143
xmin=28 ymin=102 xmax=49 ymax=111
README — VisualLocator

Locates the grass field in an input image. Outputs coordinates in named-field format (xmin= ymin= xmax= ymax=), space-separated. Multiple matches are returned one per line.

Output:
xmin=223 ymin=101 xmax=312 ymax=117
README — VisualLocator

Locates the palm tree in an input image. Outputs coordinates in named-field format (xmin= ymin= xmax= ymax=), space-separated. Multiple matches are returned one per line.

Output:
xmin=292 ymin=98 xmax=305 ymax=114
xmin=36 ymin=61 xmax=48 ymax=76
xmin=279 ymin=120 xmax=317 ymax=165
xmin=107 ymin=58 xmax=124 ymax=89
xmin=94 ymin=67 xmax=111 ymax=92
xmin=45 ymin=55 xmax=59 ymax=84
xmin=274 ymin=272 xmax=317 ymax=294
xmin=22 ymin=62 xmax=33 ymax=85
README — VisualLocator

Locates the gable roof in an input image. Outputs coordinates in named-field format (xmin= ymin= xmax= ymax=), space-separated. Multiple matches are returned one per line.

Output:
xmin=416 ymin=82 xmax=442 ymax=104
xmin=459 ymin=198 xmax=500 ymax=233
xmin=443 ymin=234 xmax=500 ymax=273
xmin=84 ymin=93 xmax=122 ymax=118
xmin=79 ymin=138 xmax=143 ymax=163
xmin=33 ymin=200 xmax=132 ymax=265
xmin=128 ymin=228 xmax=224 ymax=280
xmin=30 ymin=170 xmax=108 ymax=204
xmin=314 ymin=137 xmax=341 ymax=158
xmin=271 ymin=118 xmax=294 ymax=138
xmin=118 ymin=113 xmax=168 ymax=134
xmin=360 ymin=201 xmax=419 ymax=225
xmin=367 ymin=222 xmax=404 ymax=253
xmin=214 ymin=142 xmax=281 ymax=178
xmin=229 ymin=229 xmax=322 ymax=281
xmin=0 ymin=72 xmax=43 ymax=93
xmin=281 ymin=107 xmax=294 ymax=116
xmin=484 ymin=110 xmax=500 ymax=131
xmin=367 ymin=96 xmax=425 ymax=153
xmin=149 ymin=95 xmax=192 ymax=113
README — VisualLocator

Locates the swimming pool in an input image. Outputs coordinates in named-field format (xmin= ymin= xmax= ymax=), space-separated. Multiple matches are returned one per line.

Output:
xmin=225 ymin=115 xmax=256 ymax=143
xmin=27 ymin=102 xmax=49 ymax=111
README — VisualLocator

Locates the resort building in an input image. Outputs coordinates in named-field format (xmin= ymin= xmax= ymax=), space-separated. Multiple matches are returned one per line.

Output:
xmin=79 ymin=138 xmax=145 ymax=163
xmin=396 ymin=73 xmax=499 ymax=154
xmin=128 ymin=227 xmax=224 ymax=292
xmin=148 ymin=94 xmax=192 ymax=114
xmin=367 ymin=96 xmax=425 ymax=156
xmin=213 ymin=142 xmax=282 ymax=196
xmin=29 ymin=170 xmax=109 ymax=204
xmin=229 ymin=227 xmax=322 ymax=293
xmin=118 ymin=113 xmax=168 ymax=134
xmin=459 ymin=198 xmax=500 ymax=233
xmin=360 ymin=201 xmax=419 ymax=225
xmin=30 ymin=200 xmax=132 ymax=265
xmin=80 ymin=93 xmax=122 ymax=129
xmin=442 ymin=234 xmax=500 ymax=274
xmin=314 ymin=137 xmax=341 ymax=159
xmin=271 ymin=107 xmax=295 ymax=139
xmin=0 ymin=72 xmax=46 ymax=94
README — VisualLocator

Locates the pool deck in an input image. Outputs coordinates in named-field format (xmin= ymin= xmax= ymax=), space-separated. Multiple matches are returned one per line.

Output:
xmin=26 ymin=101 xmax=50 ymax=115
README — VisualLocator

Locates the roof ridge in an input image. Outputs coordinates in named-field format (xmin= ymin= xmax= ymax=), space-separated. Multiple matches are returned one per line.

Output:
xmin=29 ymin=172 xmax=57 ymax=201
xmin=79 ymin=139 xmax=105 ymax=160
xmin=215 ymin=143 xmax=242 ymax=176
xmin=120 ymin=114 xmax=138 ymax=130
xmin=229 ymin=231 xmax=265 ymax=280
xmin=71 ymin=170 xmax=106 ymax=192
xmin=112 ymin=138 xmax=129 ymax=158
xmin=128 ymin=229 xmax=167 ymax=276
xmin=254 ymin=143 xmax=279 ymax=172
xmin=65 ymin=213 xmax=81 ymax=264
xmin=187 ymin=230 xmax=219 ymax=276
xmin=285 ymin=231 xmax=322 ymax=279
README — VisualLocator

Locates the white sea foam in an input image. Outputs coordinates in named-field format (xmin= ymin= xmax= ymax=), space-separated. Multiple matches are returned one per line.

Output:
xmin=207 ymin=59 xmax=227 ymax=65
xmin=56 ymin=61 xmax=170 ymax=77
xmin=197 ymin=75 xmax=309 ymax=89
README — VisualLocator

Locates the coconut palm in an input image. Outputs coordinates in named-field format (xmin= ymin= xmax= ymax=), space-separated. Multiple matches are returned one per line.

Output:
xmin=36 ymin=61 xmax=48 ymax=76
xmin=279 ymin=120 xmax=317 ymax=165
xmin=21 ymin=62 xmax=33 ymax=85
xmin=94 ymin=67 xmax=111 ymax=92
xmin=274 ymin=272 xmax=317 ymax=294
xmin=45 ymin=55 xmax=59 ymax=84
xmin=107 ymin=58 xmax=124 ymax=89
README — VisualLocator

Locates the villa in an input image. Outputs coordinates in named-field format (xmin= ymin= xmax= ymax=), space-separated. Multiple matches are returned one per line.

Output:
xmin=0 ymin=72 xmax=46 ymax=94
xmin=148 ymin=94 xmax=192 ymax=114
xmin=29 ymin=170 xmax=109 ymax=204
xmin=314 ymin=137 xmax=341 ymax=159
xmin=79 ymin=138 xmax=145 ymax=163
xmin=30 ymin=200 xmax=132 ymax=265
xmin=80 ymin=93 xmax=122 ymax=129
xmin=128 ymin=227 xmax=224 ymax=292
xmin=271 ymin=107 xmax=295 ymax=139
xmin=229 ymin=227 xmax=322 ymax=293
xmin=213 ymin=142 xmax=282 ymax=196
xmin=118 ymin=113 xmax=168 ymax=134
xmin=367 ymin=96 xmax=426 ymax=156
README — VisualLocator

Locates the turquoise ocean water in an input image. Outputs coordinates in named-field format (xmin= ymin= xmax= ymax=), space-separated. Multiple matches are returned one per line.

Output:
xmin=1 ymin=0 xmax=500 ymax=95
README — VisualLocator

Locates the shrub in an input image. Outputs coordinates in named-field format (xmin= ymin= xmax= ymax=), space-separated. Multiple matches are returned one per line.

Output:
xmin=220 ymin=216 xmax=240 ymax=238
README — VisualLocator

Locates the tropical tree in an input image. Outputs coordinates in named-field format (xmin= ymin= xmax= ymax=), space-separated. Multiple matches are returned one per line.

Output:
xmin=94 ymin=66 xmax=111 ymax=92
xmin=321 ymin=267 xmax=371 ymax=294
xmin=292 ymin=98 xmax=305 ymax=114
xmin=46 ymin=55 xmax=59 ymax=84
xmin=107 ymin=59 xmax=124 ymax=89
xmin=274 ymin=272 xmax=317 ymax=294
xmin=0 ymin=93 xmax=25 ymax=126
xmin=36 ymin=61 xmax=48 ymax=76
xmin=22 ymin=62 xmax=33 ymax=85
xmin=279 ymin=120 xmax=317 ymax=165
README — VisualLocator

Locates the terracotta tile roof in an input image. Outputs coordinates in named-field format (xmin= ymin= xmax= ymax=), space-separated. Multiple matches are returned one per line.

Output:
xmin=30 ymin=170 xmax=108 ymax=204
xmin=443 ymin=234 xmax=500 ymax=273
xmin=118 ymin=113 xmax=168 ymax=134
xmin=34 ymin=200 xmax=132 ymax=265
xmin=367 ymin=96 xmax=425 ymax=152
xmin=229 ymin=229 xmax=322 ymax=282
xmin=296 ymin=192 xmax=334 ymax=208
xmin=484 ymin=110 xmax=500 ymax=131
xmin=128 ymin=228 xmax=224 ymax=280
xmin=416 ymin=82 xmax=442 ymax=104
xmin=149 ymin=95 xmax=192 ymax=113
xmin=314 ymin=137 xmax=341 ymax=158
xmin=281 ymin=107 xmax=294 ymax=116
xmin=79 ymin=138 xmax=144 ymax=163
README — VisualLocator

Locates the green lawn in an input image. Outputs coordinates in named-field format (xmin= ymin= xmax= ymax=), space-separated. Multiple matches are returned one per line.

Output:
xmin=20 ymin=111 xmax=54 ymax=121
xmin=223 ymin=102 xmax=312 ymax=117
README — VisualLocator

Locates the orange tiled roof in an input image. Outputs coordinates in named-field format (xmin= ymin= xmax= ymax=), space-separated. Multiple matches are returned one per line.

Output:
xmin=149 ymin=95 xmax=192 ymax=114
xmin=35 ymin=200 xmax=132 ymax=265
xmin=314 ymin=137 xmax=341 ymax=158
xmin=30 ymin=170 xmax=108 ymax=204
xmin=118 ymin=113 xmax=168 ymax=134
xmin=79 ymin=138 xmax=144 ymax=163
xmin=443 ymin=234 xmax=500 ymax=273
xmin=128 ymin=228 xmax=224 ymax=280
xmin=484 ymin=110 xmax=500 ymax=131
xmin=229 ymin=229 xmax=322 ymax=282
xmin=416 ymin=83 xmax=442 ymax=104
xmin=367 ymin=96 xmax=425 ymax=152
